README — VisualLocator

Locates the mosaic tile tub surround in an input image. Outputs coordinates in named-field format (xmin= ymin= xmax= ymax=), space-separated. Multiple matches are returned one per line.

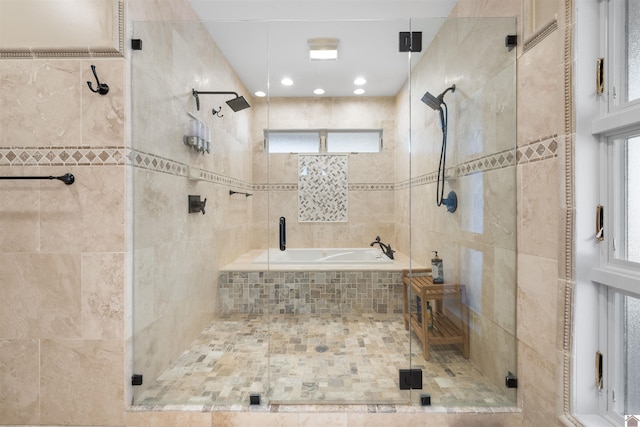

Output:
xmin=219 ymin=271 xmax=404 ymax=315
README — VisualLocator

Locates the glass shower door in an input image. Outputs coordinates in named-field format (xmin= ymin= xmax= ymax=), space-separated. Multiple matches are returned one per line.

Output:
xmin=264 ymin=18 xmax=417 ymax=405
xmin=407 ymin=16 xmax=518 ymax=407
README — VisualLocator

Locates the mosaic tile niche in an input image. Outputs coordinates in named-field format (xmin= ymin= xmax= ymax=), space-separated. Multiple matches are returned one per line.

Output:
xmin=219 ymin=271 xmax=404 ymax=315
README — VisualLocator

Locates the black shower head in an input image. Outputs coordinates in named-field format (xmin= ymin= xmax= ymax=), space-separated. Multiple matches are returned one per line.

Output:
xmin=192 ymin=89 xmax=251 ymax=112
xmin=421 ymin=84 xmax=456 ymax=110
xmin=226 ymin=95 xmax=251 ymax=112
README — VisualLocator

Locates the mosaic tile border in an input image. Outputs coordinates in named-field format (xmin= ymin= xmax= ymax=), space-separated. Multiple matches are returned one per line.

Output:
xmin=1 ymin=145 xmax=522 ymax=194
xmin=0 ymin=146 xmax=127 ymax=166
xmin=516 ymin=135 xmax=559 ymax=164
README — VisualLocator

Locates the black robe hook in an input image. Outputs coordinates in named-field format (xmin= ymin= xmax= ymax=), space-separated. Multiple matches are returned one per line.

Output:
xmin=86 ymin=65 xmax=109 ymax=95
xmin=212 ymin=106 xmax=224 ymax=118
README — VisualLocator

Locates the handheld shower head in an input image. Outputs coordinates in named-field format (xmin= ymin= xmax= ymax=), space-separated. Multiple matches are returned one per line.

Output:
xmin=421 ymin=84 xmax=456 ymax=110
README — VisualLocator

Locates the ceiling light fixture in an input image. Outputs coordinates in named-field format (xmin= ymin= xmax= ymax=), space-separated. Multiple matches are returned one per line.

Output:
xmin=313 ymin=88 xmax=325 ymax=95
xmin=281 ymin=77 xmax=294 ymax=86
xmin=354 ymin=77 xmax=367 ymax=85
xmin=354 ymin=88 xmax=365 ymax=95
xmin=308 ymin=38 xmax=339 ymax=61
xmin=255 ymin=91 xmax=266 ymax=97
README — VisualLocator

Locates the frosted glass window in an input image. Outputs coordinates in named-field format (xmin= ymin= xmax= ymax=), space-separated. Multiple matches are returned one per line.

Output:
xmin=627 ymin=0 xmax=640 ymax=101
xmin=267 ymin=131 xmax=320 ymax=153
xmin=612 ymin=134 xmax=640 ymax=263
xmin=326 ymin=130 xmax=382 ymax=153
xmin=624 ymin=294 xmax=640 ymax=415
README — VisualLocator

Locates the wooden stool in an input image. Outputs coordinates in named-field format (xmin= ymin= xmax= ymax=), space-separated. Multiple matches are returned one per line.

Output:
xmin=402 ymin=269 xmax=469 ymax=360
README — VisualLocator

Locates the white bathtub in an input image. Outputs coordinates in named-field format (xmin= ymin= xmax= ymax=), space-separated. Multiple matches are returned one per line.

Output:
xmin=253 ymin=248 xmax=394 ymax=264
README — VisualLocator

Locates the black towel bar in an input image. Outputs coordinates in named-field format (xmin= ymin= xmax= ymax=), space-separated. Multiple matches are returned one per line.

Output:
xmin=0 ymin=173 xmax=75 ymax=185
xmin=229 ymin=190 xmax=252 ymax=197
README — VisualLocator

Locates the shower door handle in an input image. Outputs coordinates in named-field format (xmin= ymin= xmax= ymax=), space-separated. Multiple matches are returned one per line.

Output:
xmin=279 ymin=217 xmax=286 ymax=251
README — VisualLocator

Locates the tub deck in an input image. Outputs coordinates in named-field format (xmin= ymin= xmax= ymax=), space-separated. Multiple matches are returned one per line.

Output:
xmin=221 ymin=249 xmax=422 ymax=272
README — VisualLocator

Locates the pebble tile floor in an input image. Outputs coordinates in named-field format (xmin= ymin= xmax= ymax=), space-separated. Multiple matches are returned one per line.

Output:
xmin=135 ymin=313 xmax=514 ymax=408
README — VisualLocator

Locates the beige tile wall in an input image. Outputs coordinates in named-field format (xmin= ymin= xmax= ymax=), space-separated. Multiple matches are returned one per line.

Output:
xmin=0 ymin=0 xmax=578 ymax=425
xmin=251 ymin=97 xmax=397 ymax=249
xmin=0 ymin=59 xmax=126 ymax=425
xmin=129 ymin=18 xmax=255 ymax=398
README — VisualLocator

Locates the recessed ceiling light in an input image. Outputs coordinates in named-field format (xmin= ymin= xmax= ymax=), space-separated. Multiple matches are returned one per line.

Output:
xmin=354 ymin=88 xmax=365 ymax=95
xmin=255 ymin=91 xmax=266 ymax=97
xmin=281 ymin=77 xmax=294 ymax=86
xmin=308 ymin=38 xmax=339 ymax=61
xmin=354 ymin=77 xmax=367 ymax=85
xmin=313 ymin=88 xmax=325 ymax=95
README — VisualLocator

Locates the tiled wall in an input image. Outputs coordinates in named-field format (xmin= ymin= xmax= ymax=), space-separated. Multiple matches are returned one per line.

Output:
xmin=0 ymin=59 xmax=126 ymax=425
xmin=0 ymin=0 xmax=579 ymax=425
xmin=219 ymin=271 xmax=404 ymax=314
xmin=129 ymin=19 xmax=256 ymax=398
xmin=393 ymin=15 xmax=519 ymax=402
xmin=251 ymin=97 xmax=397 ymax=250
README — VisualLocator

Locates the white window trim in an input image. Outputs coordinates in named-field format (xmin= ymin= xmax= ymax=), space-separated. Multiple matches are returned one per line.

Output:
xmin=573 ymin=0 xmax=640 ymax=424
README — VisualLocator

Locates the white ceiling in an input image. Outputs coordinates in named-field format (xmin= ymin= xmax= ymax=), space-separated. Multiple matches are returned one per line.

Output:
xmin=188 ymin=0 xmax=458 ymax=97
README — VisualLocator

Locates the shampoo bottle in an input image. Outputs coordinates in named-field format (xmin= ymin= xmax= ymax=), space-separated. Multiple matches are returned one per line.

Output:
xmin=426 ymin=301 xmax=433 ymax=330
xmin=431 ymin=251 xmax=444 ymax=284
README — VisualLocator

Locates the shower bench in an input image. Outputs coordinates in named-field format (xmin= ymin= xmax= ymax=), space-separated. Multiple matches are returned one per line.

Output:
xmin=402 ymin=269 xmax=470 ymax=361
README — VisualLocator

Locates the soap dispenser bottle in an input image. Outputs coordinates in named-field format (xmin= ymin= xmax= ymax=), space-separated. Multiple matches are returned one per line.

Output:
xmin=431 ymin=251 xmax=444 ymax=284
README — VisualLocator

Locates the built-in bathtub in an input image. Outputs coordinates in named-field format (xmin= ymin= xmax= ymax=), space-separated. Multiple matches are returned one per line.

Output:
xmin=219 ymin=248 xmax=424 ymax=315
xmin=252 ymin=248 xmax=394 ymax=265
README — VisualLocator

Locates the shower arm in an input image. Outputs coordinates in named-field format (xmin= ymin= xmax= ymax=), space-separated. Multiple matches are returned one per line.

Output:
xmin=192 ymin=89 xmax=241 ymax=111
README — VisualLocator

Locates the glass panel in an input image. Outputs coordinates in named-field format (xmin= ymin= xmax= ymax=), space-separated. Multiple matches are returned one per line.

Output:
xmin=129 ymin=15 xmax=517 ymax=410
xmin=625 ymin=294 xmax=640 ymax=414
xmin=627 ymin=137 xmax=640 ymax=262
xmin=265 ymin=18 xmax=414 ymax=405
xmin=267 ymin=130 xmax=320 ymax=153
xmin=409 ymin=17 xmax=517 ymax=407
xmin=130 ymin=20 xmax=270 ymax=407
xmin=627 ymin=0 xmax=640 ymax=101
xmin=612 ymin=134 xmax=640 ymax=263
xmin=326 ymin=130 xmax=382 ymax=153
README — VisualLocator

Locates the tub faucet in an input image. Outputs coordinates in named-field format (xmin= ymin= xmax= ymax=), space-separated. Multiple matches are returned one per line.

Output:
xmin=370 ymin=236 xmax=395 ymax=260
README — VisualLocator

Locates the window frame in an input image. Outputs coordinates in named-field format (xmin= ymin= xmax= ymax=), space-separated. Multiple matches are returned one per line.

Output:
xmin=264 ymin=129 xmax=383 ymax=154
xmin=588 ymin=0 xmax=640 ymax=422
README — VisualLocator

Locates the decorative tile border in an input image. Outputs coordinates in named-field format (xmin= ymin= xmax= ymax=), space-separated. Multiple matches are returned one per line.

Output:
xmin=0 ymin=144 xmax=525 ymax=193
xmin=0 ymin=146 xmax=127 ymax=166
xmin=523 ymin=19 xmax=558 ymax=54
xmin=516 ymin=136 xmax=559 ymax=164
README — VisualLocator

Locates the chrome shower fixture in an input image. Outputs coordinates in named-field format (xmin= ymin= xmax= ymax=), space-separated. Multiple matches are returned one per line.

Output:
xmin=192 ymin=89 xmax=251 ymax=115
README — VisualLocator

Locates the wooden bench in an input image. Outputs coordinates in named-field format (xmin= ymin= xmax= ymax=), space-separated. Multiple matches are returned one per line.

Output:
xmin=402 ymin=269 xmax=469 ymax=360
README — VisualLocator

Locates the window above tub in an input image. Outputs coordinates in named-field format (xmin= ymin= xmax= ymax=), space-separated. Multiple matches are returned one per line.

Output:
xmin=264 ymin=129 xmax=382 ymax=154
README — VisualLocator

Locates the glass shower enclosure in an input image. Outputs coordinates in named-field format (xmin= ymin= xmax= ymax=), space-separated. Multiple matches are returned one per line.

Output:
xmin=130 ymin=16 xmax=517 ymax=409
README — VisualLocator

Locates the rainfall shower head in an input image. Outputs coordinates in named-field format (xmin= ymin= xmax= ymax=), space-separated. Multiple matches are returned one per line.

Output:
xmin=192 ymin=89 xmax=251 ymax=113
xmin=421 ymin=84 xmax=456 ymax=110
xmin=225 ymin=95 xmax=251 ymax=112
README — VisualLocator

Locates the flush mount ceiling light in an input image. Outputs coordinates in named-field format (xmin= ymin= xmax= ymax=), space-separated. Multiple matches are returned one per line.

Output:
xmin=354 ymin=77 xmax=367 ymax=85
xmin=313 ymin=88 xmax=325 ymax=95
xmin=254 ymin=91 xmax=266 ymax=97
xmin=354 ymin=88 xmax=365 ymax=95
xmin=281 ymin=77 xmax=294 ymax=86
xmin=308 ymin=38 xmax=339 ymax=60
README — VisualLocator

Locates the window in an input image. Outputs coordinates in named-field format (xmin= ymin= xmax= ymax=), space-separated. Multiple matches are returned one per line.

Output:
xmin=588 ymin=0 xmax=640 ymax=423
xmin=326 ymin=130 xmax=381 ymax=153
xmin=265 ymin=129 xmax=382 ymax=153
xmin=265 ymin=131 xmax=320 ymax=153
xmin=609 ymin=133 xmax=640 ymax=264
